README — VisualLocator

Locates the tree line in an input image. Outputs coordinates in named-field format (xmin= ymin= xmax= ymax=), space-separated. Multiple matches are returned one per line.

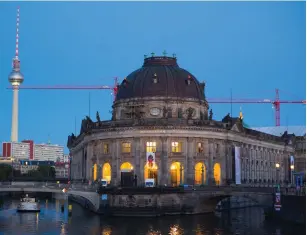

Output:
xmin=0 ymin=164 xmax=56 ymax=181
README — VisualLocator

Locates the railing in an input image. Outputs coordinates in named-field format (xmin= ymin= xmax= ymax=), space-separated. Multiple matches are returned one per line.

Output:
xmin=0 ymin=181 xmax=304 ymax=196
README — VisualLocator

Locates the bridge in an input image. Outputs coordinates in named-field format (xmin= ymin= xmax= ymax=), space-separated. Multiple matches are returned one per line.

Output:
xmin=0 ymin=182 xmax=101 ymax=212
xmin=0 ymin=182 xmax=303 ymax=216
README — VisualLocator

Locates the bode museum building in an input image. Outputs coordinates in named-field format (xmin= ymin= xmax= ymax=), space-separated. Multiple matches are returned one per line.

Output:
xmin=67 ymin=55 xmax=295 ymax=187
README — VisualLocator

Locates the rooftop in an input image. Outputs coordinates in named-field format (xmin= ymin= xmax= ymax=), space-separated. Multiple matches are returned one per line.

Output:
xmin=250 ymin=126 xmax=306 ymax=137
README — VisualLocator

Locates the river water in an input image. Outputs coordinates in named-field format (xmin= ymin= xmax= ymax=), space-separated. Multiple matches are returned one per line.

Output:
xmin=0 ymin=194 xmax=304 ymax=235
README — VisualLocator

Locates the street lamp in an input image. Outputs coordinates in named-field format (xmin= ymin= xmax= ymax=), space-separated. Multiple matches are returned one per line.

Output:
xmin=290 ymin=165 xmax=294 ymax=185
xmin=180 ymin=165 xmax=183 ymax=186
xmin=275 ymin=163 xmax=280 ymax=191
xmin=99 ymin=164 xmax=102 ymax=182
xmin=201 ymin=164 xmax=205 ymax=186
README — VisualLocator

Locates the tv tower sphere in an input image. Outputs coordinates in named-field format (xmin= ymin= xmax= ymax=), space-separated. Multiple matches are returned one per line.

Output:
xmin=9 ymin=59 xmax=24 ymax=86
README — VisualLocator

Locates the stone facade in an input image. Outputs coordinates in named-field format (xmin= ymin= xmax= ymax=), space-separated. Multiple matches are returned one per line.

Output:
xmin=68 ymin=123 xmax=294 ymax=186
xmin=294 ymin=136 xmax=306 ymax=173
xmin=67 ymin=56 xmax=295 ymax=187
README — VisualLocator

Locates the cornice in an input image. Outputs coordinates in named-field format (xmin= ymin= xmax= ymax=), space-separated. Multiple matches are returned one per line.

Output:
xmin=69 ymin=125 xmax=291 ymax=152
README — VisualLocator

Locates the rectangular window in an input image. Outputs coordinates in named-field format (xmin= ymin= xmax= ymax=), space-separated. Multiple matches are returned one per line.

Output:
xmin=122 ymin=142 xmax=131 ymax=153
xmin=178 ymin=108 xmax=183 ymax=118
xmin=197 ymin=142 xmax=204 ymax=153
xmin=216 ymin=144 xmax=219 ymax=153
xmin=103 ymin=144 xmax=109 ymax=154
xmin=171 ymin=142 xmax=182 ymax=153
xmin=167 ymin=108 xmax=172 ymax=118
xmin=146 ymin=142 xmax=156 ymax=152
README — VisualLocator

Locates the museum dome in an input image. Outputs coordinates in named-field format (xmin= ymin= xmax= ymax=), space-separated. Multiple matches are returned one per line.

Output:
xmin=116 ymin=55 xmax=206 ymax=101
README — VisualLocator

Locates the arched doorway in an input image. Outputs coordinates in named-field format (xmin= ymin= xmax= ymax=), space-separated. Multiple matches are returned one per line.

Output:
xmin=144 ymin=162 xmax=158 ymax=186
xmin=214 ymin=163 xmax=221 ymax=185
xmin=195 ymin=163 xmax=206 ymax=185
xmin=102 ymin=163 xmax=111 ymax=184
xmin=170 ymin=162 xmax=184 ymax=186
xmin=120 ymin=162 xmax=134 ymax=187
xmin=92 ymin=164 xmax=98 ymax=181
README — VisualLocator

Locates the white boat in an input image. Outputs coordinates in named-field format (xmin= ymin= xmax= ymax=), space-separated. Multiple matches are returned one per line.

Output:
xmin=17 ymin=194 xmax=40 ymax=212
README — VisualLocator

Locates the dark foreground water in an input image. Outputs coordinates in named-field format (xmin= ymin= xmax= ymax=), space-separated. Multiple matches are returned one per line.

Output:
xmin=0 ymin=194 xmax=305 ymax=235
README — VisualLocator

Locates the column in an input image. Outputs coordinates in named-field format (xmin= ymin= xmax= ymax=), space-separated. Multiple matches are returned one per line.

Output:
xmin=111 ymin=140 xmax=119 ymax=186
xmin=86 ymin=142 xmax=94 ymax=181
xmin=227 ymin=143 xmax=233 ymax=184
xmin=208 ymin=140 xmax=214 ymax=185
xmin=133 ymin=138 xmax=141 ymax=186
xmin=186 ymin=137 xmax=194 ymax=185
xmin=82 ymin=147 xmax=86 ymax=181
xmin=221 ymin=141 xmax=227 ymax=185
xmin=160 ymin=137 xmax=168 ymax=185
xmin=225 ymin=143 xmax=231 ymax=184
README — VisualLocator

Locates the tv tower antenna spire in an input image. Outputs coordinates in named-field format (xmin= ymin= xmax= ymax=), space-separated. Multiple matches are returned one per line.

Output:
xmin=8 ymin=6 xmax=24 ymax=142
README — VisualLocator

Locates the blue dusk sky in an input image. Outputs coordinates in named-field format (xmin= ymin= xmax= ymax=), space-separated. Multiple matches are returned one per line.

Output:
xmin=0 ymin=2 xmax=305 ymax=153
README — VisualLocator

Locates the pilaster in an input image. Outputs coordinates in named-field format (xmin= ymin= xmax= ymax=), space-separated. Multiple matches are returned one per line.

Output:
xmin=133 ymin=138 xmax=141 ymax=186
xmin=186 ymin=137 xmax=194 ymax=185
xmin=208 ymin=139 xmax=214 ymax=185
xmin=160 ymin=137 xmax=168 ymax=185
xmin=111 ymin=140 xmax=119 ymax=186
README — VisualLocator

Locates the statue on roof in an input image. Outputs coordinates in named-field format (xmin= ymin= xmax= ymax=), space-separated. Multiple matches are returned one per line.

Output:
xmin=222 ymin=113 xmax=231 ymax=123
xmin=67 ymin=133 xmax=76 ymax=147
xmin=163 ymin=106 xmax=168 ymax=118
xmin=85 ymin=115 xmax=92 ymax=123
xmin=96 ymin=111 xmax=101 ymax=122
xmin=186 ymin=107 xmax=195 ymax=120
xmin=239 ymin=107 xmax=243 ymax=120
xmin=209 ymin=109 xmax=213 ymax=120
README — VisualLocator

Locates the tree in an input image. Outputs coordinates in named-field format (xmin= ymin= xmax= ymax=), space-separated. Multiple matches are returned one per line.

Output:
xmin=28 ymin=169 xmax=43 ymax=180
xmin=0 ymin=164 xmax=13 ymax=181
xmin=38 ymin=165 xmax=56 ymax=179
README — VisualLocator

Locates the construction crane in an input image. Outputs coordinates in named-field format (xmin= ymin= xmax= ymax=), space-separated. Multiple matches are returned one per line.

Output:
xmin=12 ymin=77 xmax=120 ymax=102
xmin=208 ymin=89 xmax=305 ymax=126
xmin=7 ymin=81 xmax=305 ymax=126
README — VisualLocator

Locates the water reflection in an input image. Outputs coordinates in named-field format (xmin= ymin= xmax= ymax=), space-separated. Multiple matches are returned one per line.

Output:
xmin=169 ymin=224 xmax=184 ymax=235
xmin=0 ymin=195 xmax=305 ymax=235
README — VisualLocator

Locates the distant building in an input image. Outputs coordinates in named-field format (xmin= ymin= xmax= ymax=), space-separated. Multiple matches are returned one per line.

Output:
xmin=251 ymin=126 xmax=306 ymax=174
xmin=55 ymin=162 xmax=69 ymax=178
xmin=0 ymin=158 xmax=55 ymax=175
xmin=56 ymin=154 xmax=69 ymax=163
xmin=34 ymin=143 xmax=64 ymax=162
xmin=2 ymin=141 xmax=64 ymax=162
xmin=0 ymin=157 xmax=15 ymax=166
xmin=2 ymin=141 xmax=33 ymax=160
xmin=294 ymin=135 xmax=306 ymax=173
xmin=18 ymin=160 xmax=54 ymax=175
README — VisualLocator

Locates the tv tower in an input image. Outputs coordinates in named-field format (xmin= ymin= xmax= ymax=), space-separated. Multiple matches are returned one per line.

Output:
xmin=8 ymin=7 xmax=24 ymax=142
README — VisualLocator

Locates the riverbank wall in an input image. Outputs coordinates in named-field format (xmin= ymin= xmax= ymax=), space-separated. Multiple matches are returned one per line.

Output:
xmin=266 ymin=195 xmax=306 ymax=224
xmin=68 ymin=189 xmax=272 ymax=217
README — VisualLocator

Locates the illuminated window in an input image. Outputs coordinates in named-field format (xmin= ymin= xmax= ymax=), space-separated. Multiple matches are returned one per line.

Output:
xmin=122 ymin=142 xmax=131 ymax=153
xmin=171 ymin=142 xmax=182 ymax=153
xmin=196 ymin=142 xmax=204 ymax=153
xmin=103 ymin=144 xmax=109 ymax=154
xmin=146 ymin=142 xmax=156 ymax=152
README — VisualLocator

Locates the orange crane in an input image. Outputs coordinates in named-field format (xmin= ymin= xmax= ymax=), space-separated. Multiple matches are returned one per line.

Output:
xmin=7 ymin=80 xmax=305 ymax=127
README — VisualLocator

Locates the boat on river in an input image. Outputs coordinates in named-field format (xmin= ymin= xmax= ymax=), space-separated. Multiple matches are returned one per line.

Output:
xmin=17 ymin=194 xmax=40 ymax=212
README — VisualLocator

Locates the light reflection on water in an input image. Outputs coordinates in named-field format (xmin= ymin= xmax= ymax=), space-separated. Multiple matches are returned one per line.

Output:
xmin=0 ymin=195 xmax=305 ymax=235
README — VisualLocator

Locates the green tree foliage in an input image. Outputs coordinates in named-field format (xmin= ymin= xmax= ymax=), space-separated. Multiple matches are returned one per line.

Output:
xmin=0 ymin=164 xmax=13 ymax=181
xmin=37 ymin=165 xmax=56 ymax=179
xmin=27 ymin=169 xmax=43 ymax=180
